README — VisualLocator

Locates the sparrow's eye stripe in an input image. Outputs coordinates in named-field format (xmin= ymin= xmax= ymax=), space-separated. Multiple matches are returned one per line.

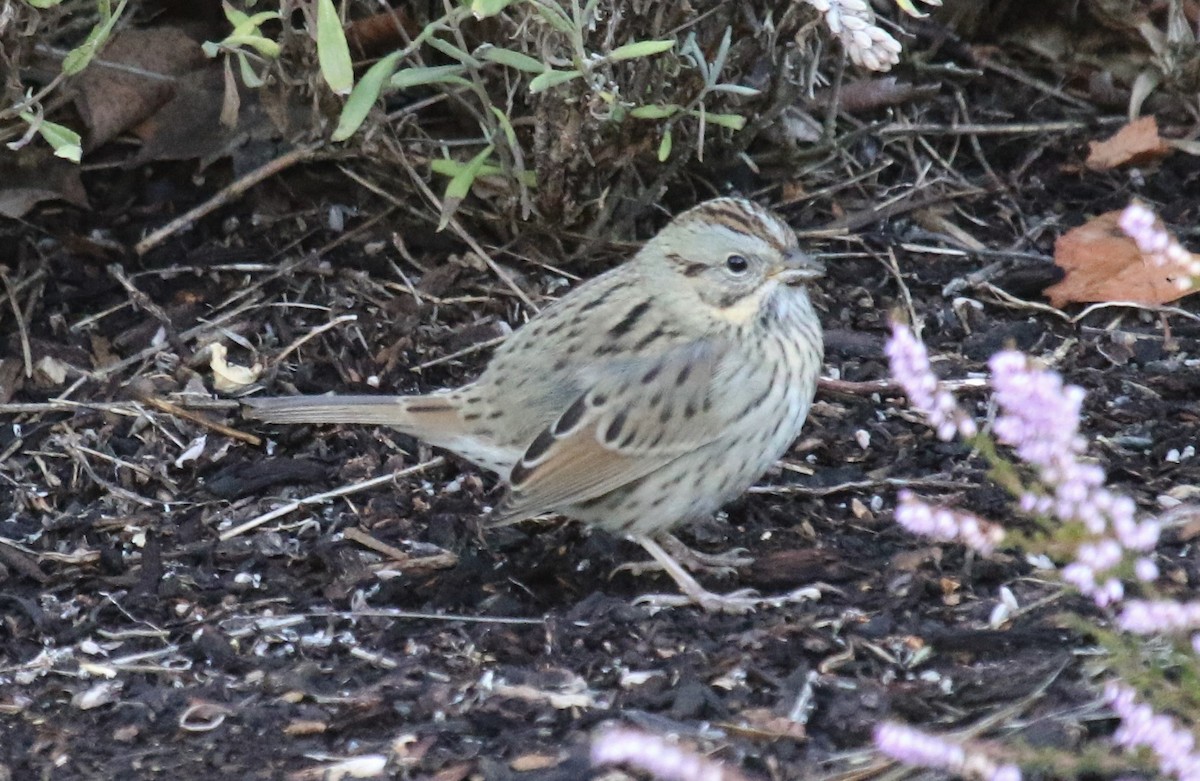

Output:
xmin=666 ymin=253 xmax=709 ymax=276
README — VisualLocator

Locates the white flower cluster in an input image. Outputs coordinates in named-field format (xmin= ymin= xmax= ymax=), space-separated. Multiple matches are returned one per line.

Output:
xmin=804 ymin=0 xmax=904 ymax=71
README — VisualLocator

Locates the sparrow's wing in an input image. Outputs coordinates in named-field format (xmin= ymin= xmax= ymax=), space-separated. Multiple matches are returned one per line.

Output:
xmin=488 ymin=338 xmax=755 ymax=524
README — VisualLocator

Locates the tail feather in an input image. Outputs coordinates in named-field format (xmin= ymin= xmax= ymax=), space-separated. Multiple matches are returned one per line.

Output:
xmin=242 ymin=393 xmax=462 ymax=432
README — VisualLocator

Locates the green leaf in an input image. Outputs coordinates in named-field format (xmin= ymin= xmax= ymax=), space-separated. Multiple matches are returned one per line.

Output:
xmin=389 ymin=64 xmax=470 ymax=89
xmin=606 ymin=39 xmax=674 ymax=62
xmin=231 ymin=11 xmax=281 ymax=37
xmin=332 ymin=50 xmax=403 ymax=141
xmin=528 ymin=69 xmax=581 ymax=93
xmin=469 ymin=0 xmax=514 ymax=17
xmin=657 ymin=128 xmax=672 ymax=162
xmin=709 ymin=26 xmax=732 ymax=81
xmin=25 ymin=0 xmax=64 ymax=7
xmin=237 ymin=51 xmax=266 ymax=87
xmin=708 ymin=83 xmax=761 ymax=97
xmin=62 ymin=0 xmax=127 ymax=75
xmin=479 ymin=46 xmax=545 ymax=73
xmin=431 ymin=158 xmax=502 ymax=178
xmin=629 ymin=104 xmax=679 ymax=119
xmin=20 ymin=113 xmax=82 ymax=162
xmin=489 ymin=106 xmax=518 ymax=150
xmin=431 ymin=157 xmax=536 ymax=188
xmin=316 ymin=0 xmax=354 ymax=96
xmin=222 ymin=1 xmax=249 ymax=28
xmin=702 ymin=112 xmax=746 ymax=130
xmin=438 ymin=144 xmax=494 ymax=230
xmin=425 ymin=36 xmax=480 ymax=67
xmin=526 ymin=1 xmax=576 ymax=35
xmin=223 ymin=33 xmax=280 ymax=58
xmin=896 ymin=0 xmax=930 ymax=18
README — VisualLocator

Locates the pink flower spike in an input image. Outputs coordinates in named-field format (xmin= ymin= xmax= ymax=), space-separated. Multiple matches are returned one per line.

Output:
xmin=1116 ymin=599 xmax=1200 ymax=635
xmin=1118 ymin=202 xmax=1200 ymax=290
xmin=1105 ymin=683 xmax=1200 ymax=780
xmin=885 ymin=323 xmax=978 ymax=442
xmin=591 ymin=727 xmax=738 ymax=781
xmin=874 ymin=722 xmax=1021 ymax=781
xmin=894 ymin=492 xmax=1005 ymax=555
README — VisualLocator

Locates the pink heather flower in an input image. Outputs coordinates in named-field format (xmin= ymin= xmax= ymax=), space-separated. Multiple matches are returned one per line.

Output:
xmin=885 ymin=323 xmax=978 ymax=442
xmin=988 ymin=351 xmax=1090 ymax=488
xmin=895 ymin=491 xmax=1005 ymax=555
xmin=987 ymin=350 xmax=1160 ymax=607
xmin=1105 ymin=683 xmax=1200 ymax=780
xmin=874 ymin=722 xmax=1021 ymax=781
xmin=591 ymin=727 xmax=737 ymax=781
xmin=1117 ymin=599 xmax=1200 ymax=635
xmin=1119 ymin=203 xmax=1200 ymax=291
xmin=1135 ymin=557 xmax=1160 ymax=582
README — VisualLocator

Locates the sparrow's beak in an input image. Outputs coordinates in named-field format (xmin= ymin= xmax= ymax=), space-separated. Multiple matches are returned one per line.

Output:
xmin=774 ymin=249 xmax=826 ymax=285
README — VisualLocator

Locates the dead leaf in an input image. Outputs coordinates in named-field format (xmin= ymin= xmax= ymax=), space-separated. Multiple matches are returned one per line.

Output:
xmin=1045 ymin=210 xmax=1186 ymax=306
xmin=727 ymin=707 xmax=807 ymax=741
xmin=0 ymin=148 xmax=90 ymax=218
xmin=0 ymin=358 xmax=24 ymax=404
xmin=74 ymin=27 xmax=207 ymax=150
xmin=282 ymin=719 xmax=328 ymax=736
xmin=35 ymin=355 xmax=71 ymax=386
xmin=1085 ymin=116 xmax=1172 ymax=171
xmin=209 ymin=343 xmax=263 ymax=392
xmin=509 ymin=753 xmax=566 ymax=771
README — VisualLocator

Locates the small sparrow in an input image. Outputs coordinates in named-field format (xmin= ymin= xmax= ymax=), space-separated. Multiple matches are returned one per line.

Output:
xmin=244 ymin=197 xmax=825 ymax=612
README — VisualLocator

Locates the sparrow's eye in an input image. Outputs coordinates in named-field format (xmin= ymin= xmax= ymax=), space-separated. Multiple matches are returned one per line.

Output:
xmin=725 ymin=254 xmax=750 ymax=274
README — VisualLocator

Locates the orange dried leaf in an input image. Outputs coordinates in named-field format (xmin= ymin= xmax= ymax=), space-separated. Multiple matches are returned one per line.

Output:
xmin=1045 ymin=210 xmax=1184 ymax=307
xmin=1085 ymin=116 xmax=1172 ymax=171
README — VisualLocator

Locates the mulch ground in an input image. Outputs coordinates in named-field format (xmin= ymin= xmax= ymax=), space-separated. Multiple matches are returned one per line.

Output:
xmin=4 ymin=25 xmax=1200 ymax=781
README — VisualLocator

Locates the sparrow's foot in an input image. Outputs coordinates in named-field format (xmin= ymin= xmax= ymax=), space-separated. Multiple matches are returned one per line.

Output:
xmin=628 ymin=536 xmax=821 ymax=614
xmin=612 ymin=532 xmax=751 ymax=579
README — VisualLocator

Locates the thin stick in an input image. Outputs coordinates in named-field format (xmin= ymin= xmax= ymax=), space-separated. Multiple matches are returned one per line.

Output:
xmin=341 ymin=526 xmax=458 ymax=571
xmin=413 ymin=335 xmax=507 ymax=372
xmin=0 ymin=399 xmax=239 ymax=415
xmin=877 ymin=119 xmax=1119 ymax=136
xmin=93 ymin=299 xmax=260 ymax=379
xmin=136 ymin=394 xmax=262 ymax=447
xmin=0 ymin=269 xmax=33 ymax=378
xmin=341 ymin=163 xmax=538 ymax=310
xmin=219 ymin=457 xmax=445 ymax=541
xmin=306 ymin=609 xmax=544 ymax=625
xmin=271 ymin=314 xmax=359 ymax=366
xmin=135 ymin=144 xmax=322 ymax=255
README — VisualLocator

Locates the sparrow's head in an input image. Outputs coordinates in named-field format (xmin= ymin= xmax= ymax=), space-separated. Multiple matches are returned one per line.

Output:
xmin=641 ymin=197 xmax=825 ymax=319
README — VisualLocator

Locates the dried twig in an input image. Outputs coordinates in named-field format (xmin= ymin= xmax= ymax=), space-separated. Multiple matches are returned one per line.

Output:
xmin=413 ymin=335 xmax=507 ymax=372
xmin=0 ymin=268 xmax=33 ymax=379
xmin=135 ymin=393 xmax=262 ymax=447
xmin=271 ymin=314 xmax=359 ymax=367
xmin=108 ymin=263 xmax=186 ymax=359
xmin=346 ymin=161 xmax=539 ymax=310
xmin=219 ymin=457 xmax=445 ymax=541
xmin=341 ymin=526 xmax=458 ymax=571
xmin=135 ymin=144 xmax=322 ymax=255
xmin=0 ymin=399 xmax=239 ymax=415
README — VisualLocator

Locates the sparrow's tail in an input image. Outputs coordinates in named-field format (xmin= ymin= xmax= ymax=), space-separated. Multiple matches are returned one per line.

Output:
xmin=242 ymin=392 xmax=462 ymax=431
xmin=243 ymin=391 xmax=519 ymax=475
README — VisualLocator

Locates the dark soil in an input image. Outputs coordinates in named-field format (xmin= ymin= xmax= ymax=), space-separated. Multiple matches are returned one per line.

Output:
xmin=3 ymin=19 xmax=1200 ymax=781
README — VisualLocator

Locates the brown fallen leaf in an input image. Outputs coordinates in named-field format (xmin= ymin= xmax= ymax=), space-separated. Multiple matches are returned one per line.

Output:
xmin=1045 ymin=210 xmax=1186 ymax=306
xmin=509 ymin=752 xmax=567 ymax=772
xmin=73 ymin=27 xmax=207 ymax=150
xmin=0 ymin=148 xmax=90 ymax=218
xmin=1085 ymin=115 xmax=1172 ymax=171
